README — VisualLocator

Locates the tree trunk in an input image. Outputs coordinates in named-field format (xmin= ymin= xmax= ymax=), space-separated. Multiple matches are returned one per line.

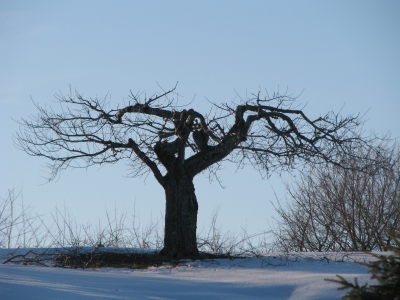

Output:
xmin=159 ymin=173 xmax=199 ymax=258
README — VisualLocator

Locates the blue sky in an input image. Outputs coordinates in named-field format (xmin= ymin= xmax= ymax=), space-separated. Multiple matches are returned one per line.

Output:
xmin=1 ymin=1 xmax=399 ymax=236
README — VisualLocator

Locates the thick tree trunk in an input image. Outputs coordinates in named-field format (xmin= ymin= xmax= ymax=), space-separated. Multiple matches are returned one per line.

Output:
xmin=159 ymin=173 xmax=199 ymax=258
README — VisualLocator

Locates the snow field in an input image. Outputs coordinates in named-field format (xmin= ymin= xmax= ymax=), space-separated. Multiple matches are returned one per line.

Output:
xmin=0 ymin=251 xmax=374 ymax=299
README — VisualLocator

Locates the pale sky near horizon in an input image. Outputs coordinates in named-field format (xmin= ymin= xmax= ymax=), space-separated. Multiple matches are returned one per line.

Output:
xmin=1 ymin=1 xmax=399 ymax=237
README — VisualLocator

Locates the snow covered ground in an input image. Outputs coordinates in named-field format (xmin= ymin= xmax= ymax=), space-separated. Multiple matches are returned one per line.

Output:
xmin=0 ymin=250 xmax=374 ymax=300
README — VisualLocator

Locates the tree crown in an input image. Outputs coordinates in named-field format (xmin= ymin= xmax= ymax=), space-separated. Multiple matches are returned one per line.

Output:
xmin=15 ymin=86 xmax=371 ymax=185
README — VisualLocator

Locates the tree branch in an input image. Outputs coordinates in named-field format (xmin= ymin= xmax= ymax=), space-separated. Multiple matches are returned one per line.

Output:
xmin=127 ymin=139 xmax=165 ymax=187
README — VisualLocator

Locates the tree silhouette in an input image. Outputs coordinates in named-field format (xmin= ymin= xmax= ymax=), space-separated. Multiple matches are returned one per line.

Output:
xmin=15 ymin=85 xmax=371 ymax=257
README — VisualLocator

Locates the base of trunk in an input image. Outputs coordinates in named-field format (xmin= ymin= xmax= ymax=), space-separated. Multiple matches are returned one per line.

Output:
xmin=159 ymin=246 xmax=199 ymax=259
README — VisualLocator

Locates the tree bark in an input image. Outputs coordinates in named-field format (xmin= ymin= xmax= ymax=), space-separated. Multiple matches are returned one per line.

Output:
xmin=159 ymin=173 xmax=199 ymax=258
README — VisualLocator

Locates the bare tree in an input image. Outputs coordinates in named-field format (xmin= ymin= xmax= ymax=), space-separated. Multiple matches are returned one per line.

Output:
xmin=273 ymin=143 xmax=400 ymax=252
xmin=15 ymin=85 xmax=370 ymax=257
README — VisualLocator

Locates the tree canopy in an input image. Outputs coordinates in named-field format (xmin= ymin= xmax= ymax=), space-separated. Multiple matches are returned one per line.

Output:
xmin=16 ymin=86 xmax=368 ymax=182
